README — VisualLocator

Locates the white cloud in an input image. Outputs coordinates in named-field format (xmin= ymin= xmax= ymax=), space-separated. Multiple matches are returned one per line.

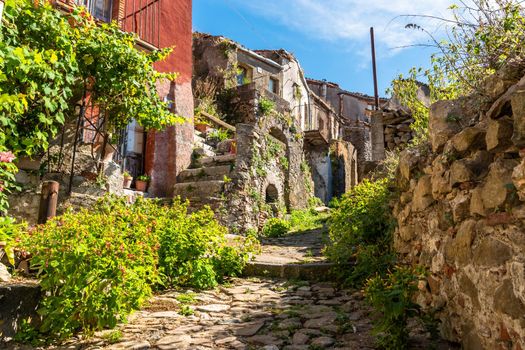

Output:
xmin=228 ymin=0 xmax=456 ymax=58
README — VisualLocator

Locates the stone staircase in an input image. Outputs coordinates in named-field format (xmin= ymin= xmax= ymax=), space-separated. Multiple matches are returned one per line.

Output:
xmin=173 ymin=129 xmax=236 ymax=210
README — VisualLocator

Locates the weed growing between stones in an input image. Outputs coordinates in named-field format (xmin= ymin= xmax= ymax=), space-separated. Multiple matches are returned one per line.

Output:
xmin=260 ymin=208 xmax=330 ymax=238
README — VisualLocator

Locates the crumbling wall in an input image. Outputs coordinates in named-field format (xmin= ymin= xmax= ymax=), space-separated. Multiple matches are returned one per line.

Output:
xmin=371 ymin=110 xmax=414 ymax=162
xmin=219 ymin=88 xmax=312 ymax=232
xmin=330 ymin=140 xmax=358 ymax=198
xmin=393 ymin=71 xmax=525 ymax=349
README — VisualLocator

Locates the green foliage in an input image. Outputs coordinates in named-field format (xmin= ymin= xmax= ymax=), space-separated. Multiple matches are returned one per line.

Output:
xmin=258 ymin=97 xmax=276 ymax=116
xmin=208 ymin=128 xmax=231 ymax=142
xmin=288 ymin=208 xmax=330 ymax=233
xmin=364 ymin=265 xmax=427 ymax=349
xmin=0 ymin=216 xmax=26 ymax=266
xmin=102 ymin=330 xmax=123 ymax=344
xmin=136 ymin=175 xmax=150 ymax=182
xmin=16 ymin=198 xmax=160 ymax=339
xmin=0 ymin=151 xmax=19 ymax=213
xmin=156 ymin=204 xmax=256 ymax=289
xmin=325 ymin=179 xmax=396 ymax=287
xmin=14 ymin=196 xmax=258 ymax=341
xmin=0 ymin=0 xmax=181 ymax=158
xmin=393 ymin=1 xmax=525 ymax=140
xmin=262 ymin=217 xmax=291 ymax=237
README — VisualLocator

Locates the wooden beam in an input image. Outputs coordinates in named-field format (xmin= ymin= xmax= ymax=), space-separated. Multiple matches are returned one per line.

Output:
xmin=200 ymin=111 xmax=236 ymax=132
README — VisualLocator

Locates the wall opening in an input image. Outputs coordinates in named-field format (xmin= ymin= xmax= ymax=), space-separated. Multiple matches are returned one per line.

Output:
xmin=265 ymin=184 xmax=279 ymax=203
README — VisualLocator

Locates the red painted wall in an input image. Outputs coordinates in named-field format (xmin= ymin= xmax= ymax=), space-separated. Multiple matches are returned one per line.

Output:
xmin=119 ymin=0 xmax=194 ymax=196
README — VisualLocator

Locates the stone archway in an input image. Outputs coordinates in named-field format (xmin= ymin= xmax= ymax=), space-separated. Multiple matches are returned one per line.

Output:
xmin=265 ymin=183 xmax=279 ymax=203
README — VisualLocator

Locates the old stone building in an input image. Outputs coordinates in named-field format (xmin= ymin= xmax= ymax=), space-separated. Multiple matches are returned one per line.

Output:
xmin=187 ymin=34 xmax=357 ymax=222
xmin=307 ymin=79 xmax=388 ymax=180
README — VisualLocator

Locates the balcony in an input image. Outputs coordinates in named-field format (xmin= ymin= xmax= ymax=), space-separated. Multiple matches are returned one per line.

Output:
xmin=121 ymin=0 xmax=161 ymax=49
xmin=56 ymin=0 xmax=161 ymax=49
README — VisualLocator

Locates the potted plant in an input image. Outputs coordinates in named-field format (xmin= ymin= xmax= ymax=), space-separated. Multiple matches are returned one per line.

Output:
xmin=135 ymin=175 xmax=150 ymax=192
xmin=194 ymin=115 xmax=211 ymax=134
xmin=122 ymin=171 xmax=133 ymax=189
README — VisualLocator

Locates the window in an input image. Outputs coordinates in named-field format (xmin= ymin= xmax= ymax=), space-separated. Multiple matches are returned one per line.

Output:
xmin=268 ymin=77 xmax=279 ymax=94
xmin=75 ymin=0 xmax=113 ymax=22
xmin=236 ymin=66 xmax=251 ymax=86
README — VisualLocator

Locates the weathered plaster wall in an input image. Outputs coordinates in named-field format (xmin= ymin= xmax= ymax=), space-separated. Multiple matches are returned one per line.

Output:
xmin=393 ymin=70 xmax=525 ymax=349
xmin=330 ymin=140 xmax=358 ymax=198
xmin=145 ymin=0 xmax=194 ymax=197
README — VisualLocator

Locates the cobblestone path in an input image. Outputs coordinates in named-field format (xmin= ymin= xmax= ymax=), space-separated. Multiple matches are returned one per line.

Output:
xmin=78 ymin=278 xmax=377 ymax=350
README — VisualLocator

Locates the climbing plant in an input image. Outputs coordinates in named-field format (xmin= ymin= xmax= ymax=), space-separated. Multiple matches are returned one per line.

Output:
xmin=0 ymin=0 xmax=182 ymax=212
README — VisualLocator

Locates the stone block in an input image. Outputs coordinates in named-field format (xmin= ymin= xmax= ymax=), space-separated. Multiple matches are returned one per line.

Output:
xmin=512 ymin=157 xmax=525 ymax=201
xmin=459 ymin=273 xmax=480 ymax=310
xmin=444 ymin=219 xmax=476 ymax=265
xmin=482 ymin=159 xmax=518 ymax=210
xmin=493 ymin=279 xmax=525 ymax=319
xmin=470 ymin=187 xmax=485 ymax=216
xmin=486 ymin=116 xmax=513 ymax=151
xmin=473 ymin=238 xmax=512 ymax=267
xmin=412 ymin=175 xmax=434 ymax=212
xmin=451 ymin=192 xmax=471 ymax=223
xmin=450 ymin=160 xmax=474 ymax=187
xmin=451 ymin=127 xmax=486 ymax=153
xmin=511 ymin=91 xmax=525 ymax=147
xmin=429 ymin=100 xmax=463 ymax=152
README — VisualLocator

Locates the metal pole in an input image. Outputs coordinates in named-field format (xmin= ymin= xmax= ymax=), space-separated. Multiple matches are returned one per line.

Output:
xmin=370 ymin=27 xmax=379 ymax=110
xmin=38 ymin=181 xmax=59 ymax=224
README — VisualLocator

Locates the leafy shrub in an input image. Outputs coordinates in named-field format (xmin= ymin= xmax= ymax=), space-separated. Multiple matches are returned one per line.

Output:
xmin=157 ymin=205 xmax=256 ymax=289
xmin=258 ymin=97 xmax=276 ymax=116
xmin=262 ymin=218 xmax=291 ymax=237
xmin=0 ymin=216 xmax=26 ymax=266
xmin=207 ymin=128 xmax=231 ymax=142
xmin=15 ymin=196 xmax=257 ymax=340
xmin=364 ymin=265 xmax=426 ymax=349
xmin=325 ymin=179 xmax=395 ymax=286
xmin=288 ymin=209 xmax=329 ymax=233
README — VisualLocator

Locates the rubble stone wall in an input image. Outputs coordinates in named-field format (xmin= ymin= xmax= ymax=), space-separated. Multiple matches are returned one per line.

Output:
xmin=393 ymin=72 xmax=525 ymax=349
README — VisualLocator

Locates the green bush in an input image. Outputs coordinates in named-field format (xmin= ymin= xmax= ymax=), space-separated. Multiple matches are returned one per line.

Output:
xmin=364 ymin=265 xmax=426 ymax=349
xmin=289 ymin=208 xmax=329 ymax=233
xmin=262 ymin=217 xmax=291 ymax=237
xmin=18 ymin=199 xmax=160 ymax=339
xmin=157 ymin=204 xmax=256 ymax=289
xmin=15 ymin=196 xmax=257 ymax=341
xmin=325 ymin=179 xmax=396 ymax=286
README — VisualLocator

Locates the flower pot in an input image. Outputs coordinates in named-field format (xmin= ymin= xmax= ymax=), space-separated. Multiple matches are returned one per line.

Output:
xmin=135 ymin=180 xmax=148 ymax=192
xmin=123 ymin=177 xmax=133 ymax=189
xmin=195 ymin=123 xmax=210 ymax=134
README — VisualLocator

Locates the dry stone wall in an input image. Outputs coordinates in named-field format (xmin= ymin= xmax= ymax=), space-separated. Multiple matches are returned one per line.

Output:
xmin=393 ymin=72 xmax=525 ymax=349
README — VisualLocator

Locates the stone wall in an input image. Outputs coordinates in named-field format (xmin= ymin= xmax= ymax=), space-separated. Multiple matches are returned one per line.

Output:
xmin=371 ymin=110 xmax=414 ymax=162
xmin=393 ymin=71 xmax=525 ymax=349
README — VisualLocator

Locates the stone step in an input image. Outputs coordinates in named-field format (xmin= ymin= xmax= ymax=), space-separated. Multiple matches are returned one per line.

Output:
xmin=177 ymin=165 xmax=232 ymax=183
xmin=243 ymin=261 xmax=335 ymax=281
xmin=192 ymin=154 xmax=236 ymax=168
xmin=173 ymin=180 xmax=225 ymax=200
xmin=193 ymin=146 xmax=215 ymax=158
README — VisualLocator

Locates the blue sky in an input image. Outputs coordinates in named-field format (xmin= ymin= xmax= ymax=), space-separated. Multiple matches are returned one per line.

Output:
xmin=193 ymin=0 xmax=455 ymax=97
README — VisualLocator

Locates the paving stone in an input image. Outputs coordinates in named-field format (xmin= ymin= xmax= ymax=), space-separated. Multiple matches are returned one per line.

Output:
xmin=196 ymin=304 xmax=230 ymax=312
xmin=245 ymin=334 xmax=284 ymax=346
xmin=310 ymin=336 xmax=336 ymax=347
xmin=292 ymin=331 xmax=310 ymax=345
xmin=234 ymin=320 xmax=266 ymax=336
